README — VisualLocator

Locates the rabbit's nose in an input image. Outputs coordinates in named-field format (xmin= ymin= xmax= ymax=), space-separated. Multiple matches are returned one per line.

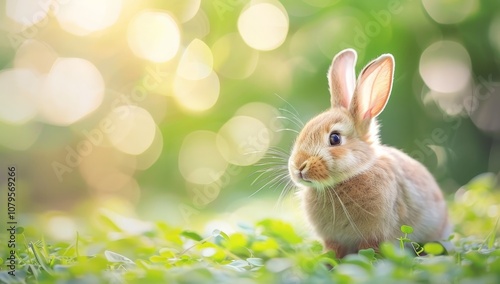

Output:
xmin=299 ymin=162 xmax=307 ymax=171
xmin=298 ymin=162 xmax=309 ymax=180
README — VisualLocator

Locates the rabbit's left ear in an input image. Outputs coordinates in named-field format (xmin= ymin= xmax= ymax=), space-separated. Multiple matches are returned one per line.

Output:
xmin=351 ymin=54 xmax=394 ymax=123
xmin=328 ymin=49 xmax=357 ymax=109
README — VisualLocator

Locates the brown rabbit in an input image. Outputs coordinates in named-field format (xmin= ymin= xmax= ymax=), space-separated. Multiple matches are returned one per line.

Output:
xmin=288 ymin=49 xmax=451 ymax=258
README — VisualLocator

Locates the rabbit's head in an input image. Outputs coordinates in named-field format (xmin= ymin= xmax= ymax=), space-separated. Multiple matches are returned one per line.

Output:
xmin=289 ymin=49 xmax=395 ymax=189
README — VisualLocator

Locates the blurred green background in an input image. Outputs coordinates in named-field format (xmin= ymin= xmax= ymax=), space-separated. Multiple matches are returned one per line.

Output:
xmin=0 ymin=0 xmax=499 ymax=235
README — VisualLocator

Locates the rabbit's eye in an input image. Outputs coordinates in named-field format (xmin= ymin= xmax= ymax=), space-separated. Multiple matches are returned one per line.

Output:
xmin=329 ymin=132 xmax=341 ymax=146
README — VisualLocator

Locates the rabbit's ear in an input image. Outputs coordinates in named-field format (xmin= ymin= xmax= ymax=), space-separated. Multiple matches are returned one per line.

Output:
xmin=351 ymin=54 xmax=394 ymax=124
xmin=328 ymin=49 xmax=357 ymax=109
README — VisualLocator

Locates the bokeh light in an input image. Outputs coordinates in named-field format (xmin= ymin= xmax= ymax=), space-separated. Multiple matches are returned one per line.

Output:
xmin=55 ymin=0 xmax=123 ymax=36
xmin=422 ymin=0 xmax=478 ymax=24
xmin=5 ymin=0 xmax=49 ymax=29
xmin=489 ymin=15 xmax=500 ymax=53
xmin=238 ymin=1 xmax=289 ymax=51
xmin=14 ymin=40 xmax=58 ymax=73
xmin=0 ymin=69 xmax=39 ymax=124
xmin=419 ymin=41 xmax=472 ymax=115
xmin=0 ymin=0 xmax=498 ymax=239
xmin=105 ymin=105 xmax=157 ymax=155
xmin=419 ymin=41 xmax=471 ymax=93
xmin=46 ymin=214 xmax=78 ymax=241
xmin=212 ymin=33 xmax=259 ymax=79
xmin=179 ymin=131 xmax=228 ymax=185
xmin=165 ymin=0 xmax=201 ymax=23
xmin=235 ymin=102 xmax=283 ymax=144
xmin=79 ymin=146 xmax=140 ymax=202
xmin=470 ymin=87 xmax=500 ymax=133
xmin=38 ymin=57 xmax=105 ymax=126
xmin=92 ymin=172 xmax=140 ymax=202
xmin=127 ymin=11 xmax=181 ymax=62
xmin=136 ymin=126 xmax=164 ymax=170
xmin=217 ymin=116 xmax=270 ymax=166
xmin=173 ymin=71 xmax=220 ymax=112
xmin=177 ymin=39 xmax=213 ymax=80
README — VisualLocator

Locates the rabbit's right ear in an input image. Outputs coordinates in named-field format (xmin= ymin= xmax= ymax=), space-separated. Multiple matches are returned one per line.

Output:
xmin=328 ymin=49 xmax=357 ymax=109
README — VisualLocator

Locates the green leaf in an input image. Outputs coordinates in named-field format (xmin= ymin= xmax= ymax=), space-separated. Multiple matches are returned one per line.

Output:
xmin=423 ymin=243 xmax=444 ymax=255
xmin=219 ymin=231 xmax=230 ymax=241
xmin=343 ymin=254 xmax=373 ymax=272
xmin=251 ymin=237 xmax=279 ymax=257
xmin=401 ymin=225 xmax=414 ymax=234
xmin=29 ymin=242 xmax=53 ymax=275
xmin=411 ymin=242 xmax=424 ymax=256
xmin=228 ymin=260 xmax=249 ymax=268
xmin=149 ymin=255 xmax=166 ymax=263
xmin=257 ymin=219 xmax=302 ymax=245
xmin=246 ymin=257 xmax=264 ymax=267
xmin=358 ymin=248 xmax=376 ymax=260
xmin=159 ymin=248 xmax=177 ymax=258
xmin=181 ymin=230 xmax=203 ymax=242
xmin=104 ymin=250 xmax=135 ymax=264
xmin=466 ymin=172 xmax=496 ymax=191
xmin=487 ymin=217 xmax=499 ymax=249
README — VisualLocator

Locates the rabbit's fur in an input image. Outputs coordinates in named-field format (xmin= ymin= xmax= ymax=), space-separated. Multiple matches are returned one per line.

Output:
xmin=288 ymin=49 xmax=451 ymax=258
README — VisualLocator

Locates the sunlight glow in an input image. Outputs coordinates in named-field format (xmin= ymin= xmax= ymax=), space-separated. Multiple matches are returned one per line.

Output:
xmin=235 ymin=102 xmax=283 ymax=145
xmin=216 ymin=116 xmax=270 ymax=166
xmin=177 ymin=39 xmax=213 ymax=80
xmin=238 ymin=2 xmax=289 ymax=51
xmin=470 ymin=87 xmax=500 ymax=133
xmin=105 ymin=105 xmax=157 ymax=155
xmin=422 ymin=0 xmax=478 ymax=24
xmin=56 ymin=0 xmax=123 ymax=36
xmin=127 ymin=11 xmax=180 ymax=62
xmin=179 ymin=131 xmax=228 ymax=185
xmin=5 ymin=0 xmax=49 ymax=29
xmin=93 ymin=172 xmax=140 ymax=201
xmin=0 ymin=69 xmax=39 ymax=124
xmin=78 ymin=146 xmax=141 ymax=202
xmin=46 ymin=215 xmax=77 ymax=241
xmin=166 ymin=0 xmax=201 ymax=23
xmin=419 ymin=41 xmax=471 ymax=93
xmin=79 ymin=146 xmax=137 ymax=188
xmin=136 ymin=126 xmax=164 ymax=170
xmin=38 ymin=57 xmax=104 ymax=126
xmin=173 ymin=71 xmax=220 ymax=112
xmin=14 ymin=40 xmax=58 ymax=74
xmin=212 ymin=33 xmax=259 ymax=79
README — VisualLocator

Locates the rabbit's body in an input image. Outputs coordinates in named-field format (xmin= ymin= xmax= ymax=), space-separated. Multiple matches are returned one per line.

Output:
xmin=288 ymin=49 xmax=451 ymax=258
xmin=301 ymin=144 xmax=450 ymax=256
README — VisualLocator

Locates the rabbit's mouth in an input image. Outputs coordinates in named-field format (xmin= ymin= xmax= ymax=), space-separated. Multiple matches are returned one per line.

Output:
xmin=289 ymin=156 xmax=338 ymax=188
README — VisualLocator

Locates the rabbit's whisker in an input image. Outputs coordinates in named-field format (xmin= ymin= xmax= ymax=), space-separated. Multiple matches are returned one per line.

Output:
xmin=331 ymin=188 xmax=367 ymax=243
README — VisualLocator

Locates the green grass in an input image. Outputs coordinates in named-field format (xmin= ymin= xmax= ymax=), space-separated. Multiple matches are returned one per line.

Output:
xmin=1 ymin=173 xmax=500 ymax=284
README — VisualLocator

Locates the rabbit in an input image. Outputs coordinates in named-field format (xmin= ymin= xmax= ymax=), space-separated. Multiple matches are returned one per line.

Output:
xmin=288 ymin=49 xmax=452 ymax=258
